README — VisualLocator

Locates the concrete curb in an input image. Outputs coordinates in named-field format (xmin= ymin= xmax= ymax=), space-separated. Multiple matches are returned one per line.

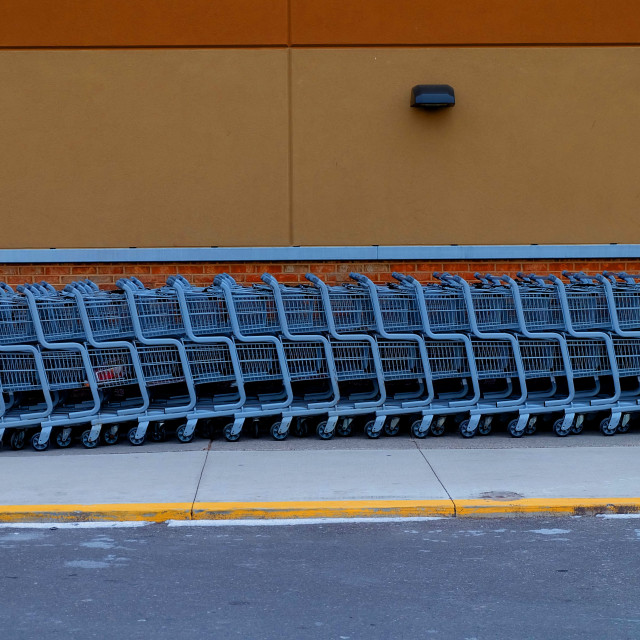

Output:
xmin=1 ymin=498 xmax=640 ymax=523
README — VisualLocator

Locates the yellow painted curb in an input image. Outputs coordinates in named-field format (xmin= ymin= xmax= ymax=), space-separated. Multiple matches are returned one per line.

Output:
xmin=454 ymin=497 xmax=640 ymax=517
xmin=0 ymin=502 xmax=193 ymax=523
xmin=192 ymin=500 xmax=455 ymax=520
xmin=1 ymin=498 xmax=639 ymax=522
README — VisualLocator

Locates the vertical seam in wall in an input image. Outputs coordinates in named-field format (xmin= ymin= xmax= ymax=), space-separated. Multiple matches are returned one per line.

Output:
xmin=287 ymin=0 xmax=294 ymax=245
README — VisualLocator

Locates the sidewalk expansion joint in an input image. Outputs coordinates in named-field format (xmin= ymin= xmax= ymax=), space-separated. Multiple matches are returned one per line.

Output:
xmin=190 ymin=439 xmax=212 ymax=520
xmin=413 ymin=440 xmax=457 ymax=517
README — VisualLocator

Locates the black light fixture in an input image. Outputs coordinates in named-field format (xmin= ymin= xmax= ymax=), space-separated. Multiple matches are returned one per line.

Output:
xmin=410 ymin=85 xmax=455 ymax=109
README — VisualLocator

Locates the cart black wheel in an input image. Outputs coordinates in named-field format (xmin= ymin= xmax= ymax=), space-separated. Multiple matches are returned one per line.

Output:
xmin=478 ymin=420 xmax=492 ymax=436
xmin=411 ymin=419 xmax=429 ymax=439
xmin=55 ymin=429 xmax=73 ymax=448
xmin=223 ymin=422 xmax=241 ymax=442
xmin=570 ymin=420 xmax=584 ymax=435
xmin=150 ymin=423 xmax=167 ymax=442
xmin=9 ymin=430 xmax=26 ymax=451
xmin=316 ymin=420 xmax=334 ymax=440
xmin=430 ymin=420 xmax=446 ymax=437
xmin=365 ymin=420 xmax=381 ymax=439
xmin=293 ymin=419 xmax=309 ymax=438
xmin=80 ymin=430 xmax=99 ymax=449
xmin=553 ymin=418 xmax=571 ymax=437
xmin=618 ymin=419 xmax=631 ymax=434
xmin=458 ymin=419 xmax=476 ymax=439
xmin=599 ymin=417 xmax=617 ymax=436
xmin=176 ymin=423 xmax=195 ymax=443
xmin=103 ymin=427 xmax=119 ymax=445
xmin=384 ymin=419 xmax=401 ymax=437
xmin=31 ymin=432 xmax=49 ymax=451
xmin=524 ymin=422 xmax=537 ymax=435
xmin=508 ymin=419 xmax=524 ymax=438
xmin=127 ymin=427 xmax=145 ymax=446
xmin=336 ymin=419 xmax=352 ymax=437
xmin=270 ymin=421 xmax=288 ymax=441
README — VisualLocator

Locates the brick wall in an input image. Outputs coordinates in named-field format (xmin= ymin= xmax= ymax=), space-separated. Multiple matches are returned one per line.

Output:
xmin=0 ymin=259 xmax=635 ymax=289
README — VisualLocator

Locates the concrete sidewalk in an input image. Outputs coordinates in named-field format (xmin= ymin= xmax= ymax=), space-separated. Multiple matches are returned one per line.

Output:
xmin=1 ymin=443 xmax=640 ymax=521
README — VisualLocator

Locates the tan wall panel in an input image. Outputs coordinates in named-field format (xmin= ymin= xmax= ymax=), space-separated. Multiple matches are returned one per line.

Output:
xmin=291 ymin=48 xmax=640 ymax=246
xmin=0 ymin=0 xmax=287 ymax=47
xmin=291 ymin=0 xmax=640 ymax=45
xmin=0 ymin=50 xmax=289 ymax=248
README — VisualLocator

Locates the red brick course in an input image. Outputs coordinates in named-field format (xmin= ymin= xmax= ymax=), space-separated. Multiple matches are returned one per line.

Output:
xmin=0 ymin=259 xmax=637 ymax=290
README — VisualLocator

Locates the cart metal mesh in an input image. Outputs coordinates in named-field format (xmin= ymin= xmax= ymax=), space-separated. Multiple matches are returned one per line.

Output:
xmin=565 ymin=338 xmax=612 ymax=377
xmin=424 ymin=340 xmax=471 ymax=380
xmin=565 ymin=286 xmax=611 ymax=330
xmin=33 ymin=296 xmax=85 ymax=341
xmin=0 ymin=297 xmax=36 ymax=344
xmin=184 ymin=342 xmax=236 ymax=385
xmin=377 ymin=339 xmax=425 ymax=381
xmin=279 ymin=286 xmax=328 ymax=333
xmin=515 ymin=287 xmax=565 ymax=331
xmin=471 ymin=339 xmax=519 ymax=379
xmin=136 ymin=345 xmax=185 ymax=385
xmin=227 ymin=287 xmax=281 ymax=335
xmin=376 ymin=288 xmax=422 ymax=332
xmin=470 ymin=287 xmax=520 ymax=331
xmin=41 ymin=350 xmax=89 ymax=390
xmin=422 ymin=287 xmax=470 ymax=332
xmin=612 ymin=337 xmax=640 ymax=377
xmin=283 ymin=340 xmax=330 ymax=381
xmin=130 ymin=291 xmax=184 ymax=338
xmin=518 ymin=339 xmax=566 ymax=378
xmin=327 ymin=287 xmax=376 ymax=332
xmin=87 ymin=347 xmax=140 ymax=388
xmin=82 ymin=294 xmax=135 ymax=340
xmin=330 ymin=340 xmax=378 ymax=381
xmin=184 ymin=289 xmax=232 ymax=336
xmin=610 ymin=287 xmax=640 ymax=330
xmin=0 ymin=352 xmax=43 ymax=391
xmin=236 ymin=342 xmax=283 ymax=382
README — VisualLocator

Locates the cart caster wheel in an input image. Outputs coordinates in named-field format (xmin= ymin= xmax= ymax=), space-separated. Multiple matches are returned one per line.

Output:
xmin=55 ymin=429 xmax=73 ymax=448
xmin=127 ymin=427 xmax=145 ymax=446
xmin=9 ymin=430 xmax=26 ymax=451
xmin=103 ymin=427 xmax=119 ymax=445
xmin=478 ymin=420 xmax=492 ymax=436
xmin=31 ymin=433 xmax=49 ymax=451
xmin=336 ymin=419 xmax=352 ymax=437
xmin=508 ymin=419 xmax=524 ymax=438
xmin=599 ymin=417 xmax=617 ymax=436
xmin=316 ymin=420 xmax=334 ymax=440
xmin=524 ymin=422 xmax=537 ymax=435
xmin=411 ymin=419 xmax=429 ymax=439
xmin=430 ymin=420 xmax=446 ymax=437
xmin=251 ymin=422 xmax=260 ymax=438
xmin=270 ymin=421 xmax=288 ymax=441
xmin=176 ymin=423 xmax=195 ymax=443
xmin=618 ymin=421 xmax=631 ymax=434
xmin=384 ymin=419 xmax=401 ymax=437
xmin=458 ymin=419 xmax=477 ymax=439
xmin=150 ymin=423 xmax=167 ymax=442
xmin=293 ymin=419 xmax=309 ymax=438
xmin=570 ymin=421 xmax=584 ymax=435
xmin=80 ymin=430 xmax=99 ymax=449
xmin=223 ymin=423 xmax=241 ymax=442
xmin=365 ymin=420 xmax=382 ymax=439
xmin=553 ymin=418 xmax=571 ymax=437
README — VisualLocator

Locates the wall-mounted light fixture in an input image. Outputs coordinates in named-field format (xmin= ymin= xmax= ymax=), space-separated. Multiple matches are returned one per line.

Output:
xmin=410 ymin=85 xmax=455 ymax=109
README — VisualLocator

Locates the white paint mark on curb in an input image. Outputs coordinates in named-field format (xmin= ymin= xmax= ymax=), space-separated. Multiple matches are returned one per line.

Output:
xmin=167 ymin=516 xmax=446 ymax=527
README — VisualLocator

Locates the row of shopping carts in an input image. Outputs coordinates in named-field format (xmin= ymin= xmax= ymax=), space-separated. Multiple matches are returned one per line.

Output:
xmin=1 ymin=269 xmax=640 ymax=450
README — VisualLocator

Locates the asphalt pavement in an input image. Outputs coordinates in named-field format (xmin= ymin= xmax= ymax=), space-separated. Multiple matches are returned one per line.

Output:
xmin=1 ymin=517 xmax=639 ymax=639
